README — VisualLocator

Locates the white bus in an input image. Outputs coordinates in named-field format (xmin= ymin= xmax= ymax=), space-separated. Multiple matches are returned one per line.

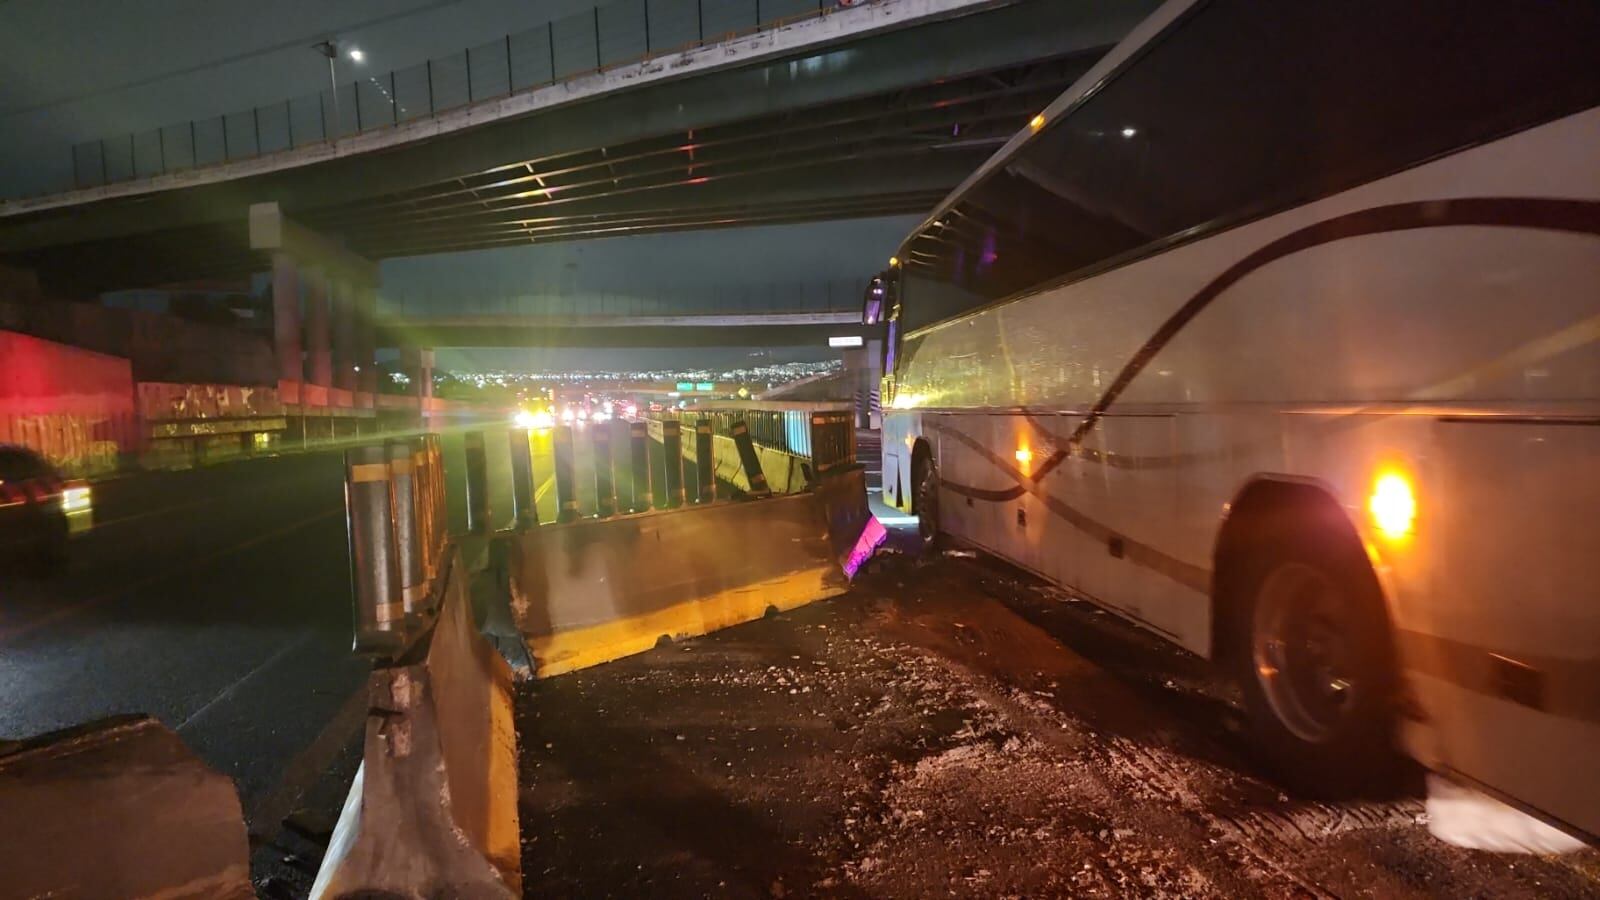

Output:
xmin=875 ymin=0 xmax=1599 ymax=842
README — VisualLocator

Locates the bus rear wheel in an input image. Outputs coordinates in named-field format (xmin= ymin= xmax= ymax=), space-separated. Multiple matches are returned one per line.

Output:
xmin=1232 ymin=522 xmax=1399 ymax=797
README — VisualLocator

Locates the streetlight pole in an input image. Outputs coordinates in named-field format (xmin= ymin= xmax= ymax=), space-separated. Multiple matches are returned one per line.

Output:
xmin=313 ymin=40 xmax=340 ymax=141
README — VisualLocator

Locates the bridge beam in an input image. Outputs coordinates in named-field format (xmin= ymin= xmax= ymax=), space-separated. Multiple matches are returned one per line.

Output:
xmin=376 ymin=321 xmax=884 ymax=350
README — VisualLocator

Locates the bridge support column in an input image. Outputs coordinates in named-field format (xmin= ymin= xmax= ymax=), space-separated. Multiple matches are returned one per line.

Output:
xmin=840 ymin=339 xmax=882 ymax=429
xmin=249 ymin=202 xmax=379 ymax=401
xmin=271 ymin=252 xmax=302 ymax=386
xmin=357 ymin=286 xmax=377 ymax=397
xmin=400 ymin=347 xmax=434 ymax=423
xmin=305 ymin=269 xmax=333 ymax=389
xmin=332 ymin=277 xmax=357 ymax=393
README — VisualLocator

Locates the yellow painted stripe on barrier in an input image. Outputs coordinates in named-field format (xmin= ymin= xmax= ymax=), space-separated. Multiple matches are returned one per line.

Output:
xmin=527 ymin=567 xmax=844 ymax=678
xmin=349 ymin=463 xmax=390 ymax=483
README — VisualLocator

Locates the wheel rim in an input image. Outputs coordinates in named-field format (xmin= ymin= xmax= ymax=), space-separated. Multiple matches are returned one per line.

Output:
xmin=1251 ymin=561 xmax=1359 ymax=743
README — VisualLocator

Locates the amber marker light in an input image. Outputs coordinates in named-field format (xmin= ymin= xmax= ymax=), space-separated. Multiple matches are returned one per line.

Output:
xmin=1029 ymin=113 xmax=1046 ymax=131
xmin=1369 ymin=471 xmax=1417 ymax=538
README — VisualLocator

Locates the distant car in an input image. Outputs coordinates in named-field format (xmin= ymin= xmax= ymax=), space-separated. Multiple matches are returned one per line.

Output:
xmin=0 ymin=445 xmax=90 ymax=574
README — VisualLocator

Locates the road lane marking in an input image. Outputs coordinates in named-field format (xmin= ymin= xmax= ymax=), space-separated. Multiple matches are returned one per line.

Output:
xmin=89 ymin=493 xmax=236 ymax=530
xmin=91 ymin=461 xmax=338 ymax=531
xmin=246 ymin=680 xmax=370 ymax=838
xmin=0 ymin=507 xmax=343 ymax=645
xmin=176 ymin=632 xmax=315 ymax=732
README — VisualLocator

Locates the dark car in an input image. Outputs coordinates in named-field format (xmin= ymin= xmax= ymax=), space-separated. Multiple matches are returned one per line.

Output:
xmin=0 ymin=444 xmax=90 ymax=574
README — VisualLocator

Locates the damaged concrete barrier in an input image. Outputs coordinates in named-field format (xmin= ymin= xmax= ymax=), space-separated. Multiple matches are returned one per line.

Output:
xmin=311 ymin=543 xmax=521 ymax=900
xmin=509 ymin=466 xmax=878 ymax=678
xmin=0 ymin=714 xmax=253 ymax=900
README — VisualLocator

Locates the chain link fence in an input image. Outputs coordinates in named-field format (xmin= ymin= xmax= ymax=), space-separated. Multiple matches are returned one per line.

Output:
xmin=70 ymin=0 xmax=864 ymax=191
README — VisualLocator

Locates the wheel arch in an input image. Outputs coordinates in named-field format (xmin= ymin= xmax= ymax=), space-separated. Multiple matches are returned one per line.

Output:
xmin=1210 ymin=474 xmax=1394 ymax=665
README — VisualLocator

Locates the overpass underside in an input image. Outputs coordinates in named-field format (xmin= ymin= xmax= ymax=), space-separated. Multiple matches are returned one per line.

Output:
xmin=0 ymin=0 xmax=1143 ymax=296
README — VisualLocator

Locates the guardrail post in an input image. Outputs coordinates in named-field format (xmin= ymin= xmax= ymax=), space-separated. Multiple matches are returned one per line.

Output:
xmin=594 ymin=421 xmax=616 ymax=518
xmin=659 ymin=419 xmax=684 ymax=508
xmin=553 ymin=425 xmax=579 ymax=523
xmin=808 ymin=410 xmax=855 ymax=476
xmin=509 ymin=427 xmax=537 ymax=527
xmin=387 ymin=438 xmax=426 ymax=622
xmin=427 ymin=434 xmax=447 ymax=547
xmin=629 ymin=420 xmax=651 ymax=512
xmin=410 ymin=436 xmax=435 ymax=581
xmin=694 ymin=418 xmax=715 ymax=503
xmin=464 ymin=430 xmax=489 ymax=535
xmin=345 ymin=445 xmax=405 ymax=655
xmin=731 ymin=419 xmax=772 ymax=498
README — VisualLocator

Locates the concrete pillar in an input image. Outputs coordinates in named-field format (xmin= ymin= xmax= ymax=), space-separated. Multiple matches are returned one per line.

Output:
xmin=271 ymin=253 xmax=302 ymax=385
xmin=332 ymin=277 xmax=357 ymax=392
xmin=357 ymin=285 xmax=377 ymax=396
xmin=418 ymin=348 xmax=434 ymax=402
xmin=400 ymin=346 xmax=434 ymax=423
xmin=841 ymin=340 xmax=883 ymax=429
xmin=865 ymin=337 xmax=883 ymax=429
xmin=305 ymin=269 xmax=333 ymax=388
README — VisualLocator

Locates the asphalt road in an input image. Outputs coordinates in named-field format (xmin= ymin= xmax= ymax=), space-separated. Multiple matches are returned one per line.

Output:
xmin=0 ymin=450 xmax=369 ymax=840
xmin=516 ymin=548 xmax=1600 ymax=898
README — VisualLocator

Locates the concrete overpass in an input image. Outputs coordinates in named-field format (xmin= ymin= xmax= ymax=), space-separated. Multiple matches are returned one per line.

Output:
xmin=0 ymin=0 xmax=1152 ymax=296
xmin=377 ymin=309 xmax=877 ymax=348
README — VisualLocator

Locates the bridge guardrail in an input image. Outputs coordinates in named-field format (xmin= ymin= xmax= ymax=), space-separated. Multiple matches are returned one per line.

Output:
xmin=656 ymin=401 xmax=855 ymax=474
xmin=68 ymin=0 xmax=868 ymax=193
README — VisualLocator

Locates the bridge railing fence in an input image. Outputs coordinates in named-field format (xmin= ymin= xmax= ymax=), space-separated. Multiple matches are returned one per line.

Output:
xmin=67 ymin=0 xmax=865 ymax=193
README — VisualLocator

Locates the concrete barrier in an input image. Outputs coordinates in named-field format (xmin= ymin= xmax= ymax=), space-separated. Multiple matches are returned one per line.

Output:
xmin=311 ymin=544 xmax=520 ymax=899
xmin=0 ymin=715 xmax=252 ymax=900
xmin=508 ymin=467 xmax=873 ymax=677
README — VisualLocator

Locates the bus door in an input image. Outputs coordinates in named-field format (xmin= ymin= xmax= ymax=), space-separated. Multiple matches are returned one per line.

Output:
xmin=1418 ymin=417 xmax=1600 ymax=840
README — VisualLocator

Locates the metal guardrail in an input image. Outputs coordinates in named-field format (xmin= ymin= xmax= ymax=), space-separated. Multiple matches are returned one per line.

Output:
xmin=655 ymin=402 xmax=855 ymax=472
xmin=69 ymin=0 xmax=865 ymax=191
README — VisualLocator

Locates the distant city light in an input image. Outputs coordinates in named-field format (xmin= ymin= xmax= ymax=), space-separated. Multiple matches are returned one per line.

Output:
xmin=348 ymin=48 xmax=366 ymax=63
xmin=1121 ymin=126 xmax=1138 ymax=138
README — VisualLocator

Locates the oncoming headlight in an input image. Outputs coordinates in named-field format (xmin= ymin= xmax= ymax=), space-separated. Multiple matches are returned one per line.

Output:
xmin=62 ymin=483 xmax=92 ymax=513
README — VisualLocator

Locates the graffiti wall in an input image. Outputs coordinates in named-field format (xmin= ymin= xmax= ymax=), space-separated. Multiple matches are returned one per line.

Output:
xmin=136 ymin=382 xmax=285 ymax=424
xmin=0 ymin=330 xmax=137 ymax=476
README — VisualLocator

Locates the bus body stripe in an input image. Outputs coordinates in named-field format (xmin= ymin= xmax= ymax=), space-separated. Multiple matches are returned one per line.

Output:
xmin=1068 ymin=196 xmax=1600 ymax=447
xmin=928 ymin=420 xmax=1210 ymax=594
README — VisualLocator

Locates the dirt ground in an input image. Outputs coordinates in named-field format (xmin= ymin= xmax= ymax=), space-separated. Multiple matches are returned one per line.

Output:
xmin=515 ymin=552 xmax=1600 ymax=899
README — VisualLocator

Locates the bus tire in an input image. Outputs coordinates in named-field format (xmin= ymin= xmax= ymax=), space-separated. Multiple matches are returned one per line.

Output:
xmin=1231 ymin=519 xmax=1399 ymax=797
xmin=911 ymin=446 xmax=941 ymax=552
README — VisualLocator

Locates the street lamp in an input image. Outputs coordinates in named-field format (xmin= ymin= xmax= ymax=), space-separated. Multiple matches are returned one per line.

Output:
xmin=311 ymin=40 xmax=341 ymax=140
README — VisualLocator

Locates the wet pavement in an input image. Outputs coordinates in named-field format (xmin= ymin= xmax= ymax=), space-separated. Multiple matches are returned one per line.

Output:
xmin=514 ymin=550 xmax=1600 ymax=898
